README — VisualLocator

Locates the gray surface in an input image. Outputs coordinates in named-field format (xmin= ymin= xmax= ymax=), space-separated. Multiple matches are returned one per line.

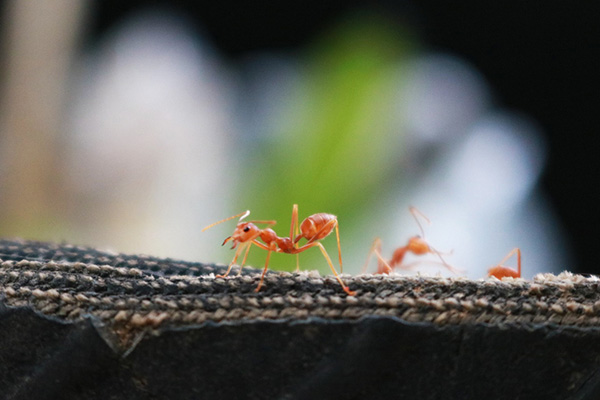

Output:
xmin=1 ymin=238 xmax=600 ymax=399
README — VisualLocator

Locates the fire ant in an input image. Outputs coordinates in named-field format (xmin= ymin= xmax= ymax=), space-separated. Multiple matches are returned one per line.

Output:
xmin=202 ymin=204 xmax=355 ymax=295
xmin=487 ymin=248 xmax=521 ymax=279
xmin=363 ymin=207 xmax=460 ymax=275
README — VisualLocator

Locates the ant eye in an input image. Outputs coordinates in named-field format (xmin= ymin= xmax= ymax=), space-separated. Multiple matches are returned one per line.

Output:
xmin=243 ymin=226 xmax=250 ymax=232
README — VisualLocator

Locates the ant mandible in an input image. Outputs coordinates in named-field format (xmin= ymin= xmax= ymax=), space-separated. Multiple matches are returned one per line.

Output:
xmin=487 ymin=248 xmax=521 ymax=279
xmin=363 ymin=206 xmax=460 ymax=275
xmin=202 ymin=204 xmax=355 ymax=295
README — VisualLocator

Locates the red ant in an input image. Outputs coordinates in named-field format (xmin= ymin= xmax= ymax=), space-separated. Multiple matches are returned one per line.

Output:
xmin=202 ymin=204 xmax=355 ymax=295
xmin=487 ymin=248 xmax=521 ymax=279
xmin=363 ymin=207 xmax=460 ymax=275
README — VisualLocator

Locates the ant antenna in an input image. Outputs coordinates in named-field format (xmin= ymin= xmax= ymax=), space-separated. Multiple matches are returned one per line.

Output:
xmin=202 ymin=210 xmax=250 ymax=232
xmin=409 ymin=206 xmax=431 ymax=238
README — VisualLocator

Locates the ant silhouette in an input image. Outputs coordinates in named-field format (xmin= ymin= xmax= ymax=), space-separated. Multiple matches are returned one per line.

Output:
xmin=202 ymin=204 xmax=355 ymax=295
xmin=487 ymin=248 xmax=521 ymax=279
xmin=363 ymin=207 xmax=460 ymax=275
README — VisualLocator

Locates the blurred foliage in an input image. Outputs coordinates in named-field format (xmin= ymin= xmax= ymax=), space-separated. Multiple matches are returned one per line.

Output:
xmin=236 ymin=14 xmax=417 ymax=271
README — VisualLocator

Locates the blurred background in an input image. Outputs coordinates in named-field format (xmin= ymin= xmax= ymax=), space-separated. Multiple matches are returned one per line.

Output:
xmin=0 ymin=0 xmax=597 ymax=278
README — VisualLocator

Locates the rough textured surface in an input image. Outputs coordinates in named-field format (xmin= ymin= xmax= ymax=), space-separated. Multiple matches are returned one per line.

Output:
xmin=1 ymin=238 xmax=600 ymax=399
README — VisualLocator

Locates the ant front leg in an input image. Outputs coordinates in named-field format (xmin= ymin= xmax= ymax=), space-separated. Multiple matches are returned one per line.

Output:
xmin=217 ymin=242 xmax=249 ymax=278
xmin=236 ymin=243 xmax=253 ymax=276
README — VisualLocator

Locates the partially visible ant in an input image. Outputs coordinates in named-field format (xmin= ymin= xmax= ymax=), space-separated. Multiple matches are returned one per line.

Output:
xmin=363 ymin=206 xmax=461 ymax=275
xmin=202 ymin=204 xmax=355 ymax=295
xmin=487 ymin=248 xmax=521 ymax=279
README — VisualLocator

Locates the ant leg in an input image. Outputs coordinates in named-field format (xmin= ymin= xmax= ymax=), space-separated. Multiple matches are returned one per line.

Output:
xmin=498 ymin=248 xmax=521 ymax=276
xmin=236 ymin=243 xmax=253 ymax=276
xmin=334 ymin=221 xmax=343 ymax=273
xmin=255 ymin=244 xmax=276 ymax=292
xmin=252 ymin=239 xmax=270 ymax=251
xmin=363 ymin=237 xmax=384 ymax=273
xmin=300 ymin=219 xmax=343 ymax=274
xmin=216 ymin=243 xmax=247 ymax=278
xmin=315 ymin=243 xmax=355 ymax=296
xmin=293 ymin=242 xmax=354 ymax=295
xmin=409 ymin=206 xmax=431 ymax=238
xmin=429 ymin=246 xmax=464 ymax=274
xmin=402 ymin=260 xmax=465 ymax=273
xmin=289 ymin=204 xmax=301 ymax=272
xmin=289 ymin=204 xmax=299 ymax=240
xmin=292 ymin=218 xmax=340 ymax=275
xmin=435 ymin=248 xmax=454 ymax=257
xmin=374 ymin=247 xmax=393 ymax=274
xmin=295 ymin=217 xmax=300 ymax=272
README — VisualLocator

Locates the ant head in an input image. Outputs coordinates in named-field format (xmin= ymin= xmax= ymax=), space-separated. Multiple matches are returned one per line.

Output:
xmin=223 ymin=222 xmax=260 ymax=248
xmin=407 ymin=236 xmax=430 ymax=255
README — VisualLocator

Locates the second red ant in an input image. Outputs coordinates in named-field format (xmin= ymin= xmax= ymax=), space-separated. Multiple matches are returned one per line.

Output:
xmin=363 ymin=207 xmax=461 ymax=275
xmin=202 ymin=204 xmax=355 ymax=295
xmin=487 ymin=248 xmax=521 ymax=279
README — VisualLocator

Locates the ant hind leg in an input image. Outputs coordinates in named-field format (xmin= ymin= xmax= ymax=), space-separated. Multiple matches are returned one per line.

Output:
xmin=315 ymin=242 xmax=355 ymax=296
xmin=335 ymin=221 xmax=343 ymax=273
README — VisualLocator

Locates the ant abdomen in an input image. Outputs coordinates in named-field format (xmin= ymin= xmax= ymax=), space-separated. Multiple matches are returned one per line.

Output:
xmin=299 ymin=213 xmax=337 ymax=241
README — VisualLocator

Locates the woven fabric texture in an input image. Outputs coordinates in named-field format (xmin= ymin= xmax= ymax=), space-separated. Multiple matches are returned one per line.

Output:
xmin=1 ymin=238 xmax=598 ymax=348
xmin=2 ymin=238 xmax=600 ymax=400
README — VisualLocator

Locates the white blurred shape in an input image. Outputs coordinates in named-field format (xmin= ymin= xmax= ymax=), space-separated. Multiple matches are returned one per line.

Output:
xmin=393 ymin=111 xmax=565 ymax=278
xmin=444 ymin=113 xmax=547 ymax=214
xmin=400 ymin=54 xmax=490 ymax=145
xmin=66 ymin=11 xmax=234 ymax=259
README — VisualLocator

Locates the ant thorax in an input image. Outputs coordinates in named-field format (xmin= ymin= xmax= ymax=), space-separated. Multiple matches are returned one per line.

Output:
xmin=258 ymin=228 xmax=293 ymax=252
xmin=407 ymin=236 xmax=430 ymax=255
